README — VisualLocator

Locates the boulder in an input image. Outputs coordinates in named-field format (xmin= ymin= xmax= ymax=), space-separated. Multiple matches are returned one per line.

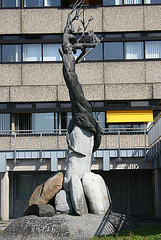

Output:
xmin=82 ymin=172 xmax=111 ymax=215
xmin=55 ymin=190 xmax=73 ymax=214
xmin=24 ymin=204 xmax=55 ymax=217
xmin=38 ymin=204 xmax=55 ymax=217
xmin=70 ymin=174 xmax=88 ymax=216
xmin=29 ymin=172 xmax=64 ymax=206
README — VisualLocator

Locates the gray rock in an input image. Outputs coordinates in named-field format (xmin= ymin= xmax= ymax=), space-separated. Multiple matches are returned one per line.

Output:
xmin=55 ymin=190 xmax=73 ymax=214
xmin=24 ymin=204 xmax=55 ymax=217
xmin=82 ymin=172 xmax=112 ymax=215
xmin=70 ymin=174 xmax=88 ymax=216
xmin=38 ymin=204 xmax=55 ymax=217
xmin=0 ymin=213 xmax=141 ymax=240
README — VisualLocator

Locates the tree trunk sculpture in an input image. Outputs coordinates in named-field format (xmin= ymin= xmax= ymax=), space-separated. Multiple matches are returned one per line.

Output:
xmin=59 ymin=0 xmax=102 ymax=189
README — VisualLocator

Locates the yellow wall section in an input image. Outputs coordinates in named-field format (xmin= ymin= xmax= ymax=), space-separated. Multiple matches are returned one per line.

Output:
xmin=106 ymin=110 xmax=153 ymax=123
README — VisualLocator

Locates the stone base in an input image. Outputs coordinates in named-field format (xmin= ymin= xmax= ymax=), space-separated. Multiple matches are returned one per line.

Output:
xmin=1 ymin=213 xmax=140 ymax=240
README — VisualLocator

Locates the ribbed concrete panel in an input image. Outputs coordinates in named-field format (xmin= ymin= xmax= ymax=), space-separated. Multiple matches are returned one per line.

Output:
xmin=105 ymin=83 xmax=152 ymax=100
xmin=153 ymin=83 xmax=161 ymax=99
xmin=103 ymin=6 xmax=144 ymax=32
xmin=104 ymin=62 xmax=145 ymax=84
xmin=10 ymin=85 xmax=57 ymax=102
xmin=0 ymin=65 xmax=21 ymax=86
xmin=144 ymin=5 xmax=161 ymax=31
xmin=58 ymin=84 xmax=105 ymax=101
xmin=0 ymin=87 xmax=9 ymax=102
xmin=0 ymin=9 xmax=21 ymax=34
xmin=76 ymin=62 xmax=104 ymax=85
xmin=146 ymin=61 xmax=161 ymax=83
xmin=22 ymin=63 xmax=63 ymax=86
xmin=22 ymin=9 xmax=62 ymax=34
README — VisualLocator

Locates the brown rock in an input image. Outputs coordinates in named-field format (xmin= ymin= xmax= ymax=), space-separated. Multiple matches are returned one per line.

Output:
xmin=29 ymin=172 xmax=64 ymax=206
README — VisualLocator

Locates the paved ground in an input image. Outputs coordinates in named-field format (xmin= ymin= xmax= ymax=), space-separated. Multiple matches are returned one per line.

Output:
xmin=0 ymin=220 xmax=13 ymax=232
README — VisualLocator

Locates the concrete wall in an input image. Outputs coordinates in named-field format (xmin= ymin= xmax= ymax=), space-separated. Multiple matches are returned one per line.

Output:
xmin=0 ymin=61 xmax=159 ymax=102
xmin=0 ymin=6 xmax=161 ymax=102
xmin=1 ymin=6 xmax=161 ymax=34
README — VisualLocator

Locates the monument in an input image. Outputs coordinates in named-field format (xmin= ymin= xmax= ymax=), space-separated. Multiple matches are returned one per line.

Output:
xmin=1 ymin=1 xmax=140 ymax=239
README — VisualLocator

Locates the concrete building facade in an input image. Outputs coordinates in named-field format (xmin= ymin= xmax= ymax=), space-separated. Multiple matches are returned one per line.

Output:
xmin=0 ymin=0 xmax=161 ymax=220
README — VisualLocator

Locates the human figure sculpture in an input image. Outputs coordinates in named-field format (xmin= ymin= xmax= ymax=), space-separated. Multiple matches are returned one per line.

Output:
xmin=59 ymin=0 xmax=102 ymax=189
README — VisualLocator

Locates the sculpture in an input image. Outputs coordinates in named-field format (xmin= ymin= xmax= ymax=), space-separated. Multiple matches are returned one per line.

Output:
xmin=59 ymin=0 xmax=102 ymax=190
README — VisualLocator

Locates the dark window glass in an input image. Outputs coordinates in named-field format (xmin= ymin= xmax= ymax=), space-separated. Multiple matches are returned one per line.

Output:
xmin=44 ymin=0 xmax=61 ymax=6
xmin=36 ymin=103 xmax=57 ymax=108
xmin=2 ymin=0 xmax=20 ymax=7
xmin=85 ymin=43 xmax=103 ymax=61
xmin=125 ymin=33 xmax=141 ymax=38
xmin=104 ymin=33 xmax=122 ymax=39
xmin=15 ymin=104 xmax=32 ymax=109
xmin=103 ymin=0 xmax=122 ymax=5
xmin=2 ymin=45 xmax=21 ymax=62
xmin=15 ymin=113 xmax=31 ymax=131
xmin=0 ymin=46 xmax=1 ymax=62
xmin=16 ymin=174 xmax=33 ymax=198
xmin=24 ymin=0 xmax=43 ymax=7
xmin=36 ymin=173 xmax=51 ymax=186
xmin=104 ymin=42 xmax=123 ymax=60
xmin=148 ymin=32 xmax=161 ymax=37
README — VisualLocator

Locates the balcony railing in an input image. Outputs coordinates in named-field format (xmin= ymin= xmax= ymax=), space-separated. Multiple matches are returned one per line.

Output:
xmin=0 ymin=128 xmax=148 ymax=152
xmin=148 ymin=112 xmax=161 ymax=146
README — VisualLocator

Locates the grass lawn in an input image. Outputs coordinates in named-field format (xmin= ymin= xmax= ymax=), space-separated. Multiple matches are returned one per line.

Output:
xmin=92 ymin=225 xmax=161 ymax=240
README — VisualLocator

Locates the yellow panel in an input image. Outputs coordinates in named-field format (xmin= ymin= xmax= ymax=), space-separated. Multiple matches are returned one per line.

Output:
xmin=106 ymin=110 xmax=153 ymax=123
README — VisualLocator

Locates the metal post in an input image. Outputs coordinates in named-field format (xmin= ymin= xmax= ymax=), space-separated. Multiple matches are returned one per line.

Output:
xmin=117 ymin=130 xmax=122 ymax=162
xmin=14 ymin=132 xmax=17 ymax=164
xmin=144 ymin=129 xmax=147 ymax=161
xmin=40 ymin=132 xmax=43 ymax=164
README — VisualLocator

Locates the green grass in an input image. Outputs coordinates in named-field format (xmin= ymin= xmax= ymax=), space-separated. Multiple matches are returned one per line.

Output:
xmin=92 ymin=225 xmax=161 ymax=240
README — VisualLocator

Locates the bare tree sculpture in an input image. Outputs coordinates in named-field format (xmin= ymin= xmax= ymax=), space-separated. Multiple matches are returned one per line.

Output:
xmin=59 ymin=0 xmax=102 ymax=189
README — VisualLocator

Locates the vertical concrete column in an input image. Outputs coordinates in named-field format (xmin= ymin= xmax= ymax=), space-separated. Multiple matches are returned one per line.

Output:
xmin=0 ymin=172 xmax=9 ymax=220
xmin=154 ymin=169 xmax=161 ymax=217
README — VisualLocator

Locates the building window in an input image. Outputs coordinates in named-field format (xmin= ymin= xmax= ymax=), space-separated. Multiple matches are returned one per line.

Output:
xmin=32 ymin=113 xmax=58 ymax=132
xmin=24 ymin=0 xmax=43 ymax=7
xmin=14 ymin=173 xmax=52 ymax=198
xmin=1 ymin=0 xmax=20 ymax=7
xmin=103 ymin=0 xmax=122 ymax=5
xmin=43 ymin=44 xmax=61 ymax=61
xmin=125 ymin=42 xmax=144 ymax=59
xmin=15 ymin=174 xmax=34 ymax=198
xmin=124 ymin=0 xmax=142 ymax=4
xmin=145 ymin=41 xmax=161 ymax=59
xmin=104 ymin=42 xmax=123 ymax=60
xmin=144 ymin=0 xmax=161 ymax=4
xmin=23 ymin=44 xmax=42 ymax=61
xmin=2 ymin=45 xmax=21 ymax=62
xmin=0 ymin=114 xmax=10 ymax=133
xmin=62 ymin=0 xmax=101 ymax=7
xmin=44 ymin=0 xmax=61 ymax=6
xmin=85 ymin=43 xmax=103 ymax=61
xmin=15 ymin=113 xmax=31 ymax=131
